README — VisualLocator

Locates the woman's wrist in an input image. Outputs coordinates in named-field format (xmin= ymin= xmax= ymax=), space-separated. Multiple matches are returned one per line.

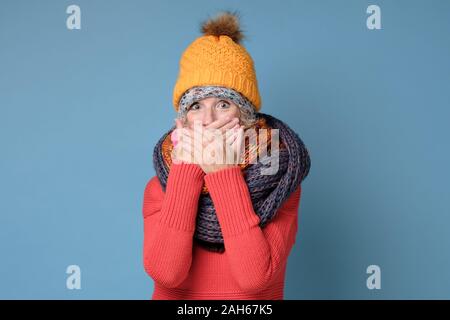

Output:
xmin=170 ymin=162 xmax=205 ymax=180
xmin=203 ymin=164 xmax=240 ymax=175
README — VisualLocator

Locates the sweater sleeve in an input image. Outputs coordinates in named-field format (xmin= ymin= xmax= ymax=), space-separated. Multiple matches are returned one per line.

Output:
xmin=204 ymin=166 xmax=302 ymax=292
xmin=142 ymin=162 xmax=205 ymax=288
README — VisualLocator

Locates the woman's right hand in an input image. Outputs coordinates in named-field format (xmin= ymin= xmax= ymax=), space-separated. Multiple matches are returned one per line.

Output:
xmin=170 ymin=118 xmax=196 ymax=164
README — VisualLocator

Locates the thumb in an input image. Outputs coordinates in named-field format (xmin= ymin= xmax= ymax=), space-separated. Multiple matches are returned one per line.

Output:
xmin=171 ymin=118 xmax=184 ymax=144
xmin=175 ymin=118 xmax=183 ymax=130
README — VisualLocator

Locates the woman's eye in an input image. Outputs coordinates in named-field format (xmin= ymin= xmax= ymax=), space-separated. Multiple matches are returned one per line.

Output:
xmin=217 ymin=101 xmax=230 ymax=109
xmin=189 ymin=103 xmax=200 ymax=110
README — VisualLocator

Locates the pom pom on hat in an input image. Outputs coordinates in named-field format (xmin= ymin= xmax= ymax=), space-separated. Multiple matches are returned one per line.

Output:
xmin=201 ymin=10 xmax=245 ymax=44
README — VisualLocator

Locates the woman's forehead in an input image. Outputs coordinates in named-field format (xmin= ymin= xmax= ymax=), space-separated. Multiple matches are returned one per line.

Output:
xmin=196 ymin=96 xmax=233 ymax=103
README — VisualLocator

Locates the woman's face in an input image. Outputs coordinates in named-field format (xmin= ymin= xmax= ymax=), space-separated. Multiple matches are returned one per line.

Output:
xmin=185 ymin=97 xmax=241 ymax=128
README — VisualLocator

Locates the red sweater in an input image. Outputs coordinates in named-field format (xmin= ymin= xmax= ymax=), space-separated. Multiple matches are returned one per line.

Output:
xmin=142 ymin=162 xmax=302 ymax=300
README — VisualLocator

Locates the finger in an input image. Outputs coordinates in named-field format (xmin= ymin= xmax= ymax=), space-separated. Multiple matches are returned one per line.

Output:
xmin=190 ymin=125 xmax=216 ymax=148
xmin=225 ymin=131 xmax=239 ymax=152
xmin=173 ymin=120 xmax=191 ymax=143
xmin=222 ymin=130 xmax=243 ymax=164
xmin=171 ymin=119 xmax=181 ymax=143
xmin=170 ymin=147 xmax=177 ymax=159
xmin=178 ymin=129 xmax=195 ymax=144
xmin=177 ymin=136 xmax=204 ymax=161
xmin=179 ymin=139 xmax=202 ymax=156
xmin=171 ymin=133 xmax=178 ymax=146
xmin=231 ymin=127 xmax=245 ymax=151
xmin=219 ymin=118 xmax=240 ymax=134
xmin=232 ymin=136 xmax=245 ymax=164
xmin=185 ymin=124 xmax=209 ymax=144
xmin=205 ymin=116 xmax=237 ymax=130
xmin=188 ymin=124 xmax=204 ymax=138
xmin=225 ymin=124 xmax=244 ymax=140
xmin=174 ymin=144 xmax=193 ymax=163
xmin=225 ymin=130 xmax=239 ymax=145
xmin=181 ymin=132 xmax=206 ymax=153
xmin=171 ymin=146 xmax=185 ymax=164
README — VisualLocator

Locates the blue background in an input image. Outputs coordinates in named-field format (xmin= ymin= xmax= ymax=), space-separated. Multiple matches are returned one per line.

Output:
xmin=1 ymin=0 xmax=449 ymax=299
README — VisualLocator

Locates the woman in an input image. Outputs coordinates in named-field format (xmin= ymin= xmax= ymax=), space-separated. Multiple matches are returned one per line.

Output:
xmin=142 ymin=11 xmax=311 ymax=300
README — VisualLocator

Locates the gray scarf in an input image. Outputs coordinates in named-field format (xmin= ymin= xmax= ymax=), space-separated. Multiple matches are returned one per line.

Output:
xmin=153 ymin=112 xmax=311 ymax=253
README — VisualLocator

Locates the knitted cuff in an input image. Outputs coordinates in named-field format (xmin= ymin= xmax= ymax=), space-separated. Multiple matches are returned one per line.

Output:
xmin=159 ymin=162 xmax=205 ymax=231
xmin=204 ymin=166 xmax=260 ymax=237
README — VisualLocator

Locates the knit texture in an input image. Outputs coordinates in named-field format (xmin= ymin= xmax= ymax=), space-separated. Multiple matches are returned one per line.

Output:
xmin=153 ymin=112 xmax=310 ymax=252
xmin=142 ymin=162 xmax=302 ymax=300
xmin=176 ymin=85 xmax=257 ymax=123
xmin=172 ymin=34 xmax=261 ymax=111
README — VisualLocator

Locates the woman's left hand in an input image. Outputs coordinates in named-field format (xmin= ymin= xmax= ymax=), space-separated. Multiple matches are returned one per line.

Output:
xmin=187 ymin=123 xmax=245 ymax=174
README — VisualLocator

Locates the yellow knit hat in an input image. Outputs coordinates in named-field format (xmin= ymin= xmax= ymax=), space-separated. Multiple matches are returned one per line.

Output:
xmin=172 ymin=11 xmax=261 ymax=112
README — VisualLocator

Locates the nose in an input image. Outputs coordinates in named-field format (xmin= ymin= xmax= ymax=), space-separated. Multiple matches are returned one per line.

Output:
xmin=202 ymin=106 xmax=215 ymax=126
